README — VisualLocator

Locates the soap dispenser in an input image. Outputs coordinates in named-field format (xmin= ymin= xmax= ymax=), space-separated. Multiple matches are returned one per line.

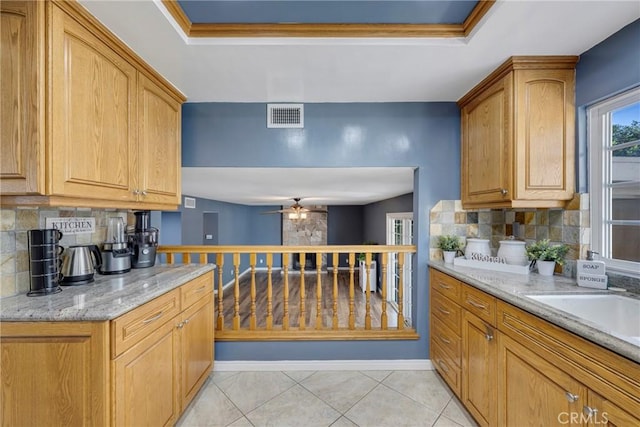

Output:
xmin=577 ymin=251 xmax=608 ymax=289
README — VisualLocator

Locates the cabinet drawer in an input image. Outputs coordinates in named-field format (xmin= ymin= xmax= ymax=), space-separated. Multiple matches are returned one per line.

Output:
xmin=431 ymin=290 xmax=461 ymax=333
xmin=430 ymin=269 xmax=461 ymax=303
xmin=461 ymin=284 xmax=496 ymax=327
xmin=431 ymin=340 xmax=461 ymax=397
xmin=431 ymin=315 xmax=461 ymax=367
xmin=111 ymin=289 xmax=181 ymax=358
xmin=181 ymin=272 xmax=213 ymax=310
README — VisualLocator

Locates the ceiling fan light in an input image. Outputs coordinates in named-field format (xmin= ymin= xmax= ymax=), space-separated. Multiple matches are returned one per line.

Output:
xmin=300 ymin=212 xmax=307 ymax=219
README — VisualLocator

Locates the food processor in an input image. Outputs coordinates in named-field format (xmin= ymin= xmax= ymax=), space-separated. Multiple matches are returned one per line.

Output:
xmin=127 ymin=211 xmax=158 ymax=269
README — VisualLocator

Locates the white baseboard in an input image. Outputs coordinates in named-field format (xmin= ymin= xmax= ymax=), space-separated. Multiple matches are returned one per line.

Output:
xmin=213 ymin=359 xmax=433 ymax=371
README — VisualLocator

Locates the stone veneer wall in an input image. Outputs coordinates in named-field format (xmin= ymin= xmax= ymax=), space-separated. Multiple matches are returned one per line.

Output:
xmin=282 ymin=209 xmax=327 ymax=269
xmin=0 ymin=207 xmax=129 ymax=297
xmin=429 ymin=194 xmax=590 ymax=278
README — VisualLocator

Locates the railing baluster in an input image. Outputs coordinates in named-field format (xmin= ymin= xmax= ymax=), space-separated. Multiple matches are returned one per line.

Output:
xmin=397 ymin=252 xmax=405 ymax=330
xmin=199 ymin=253 xmax=206 ymax=264
xmin=381 ymin=252 xmax=388 ymax=330
xmin=348 ymin=252 xmax=355 ymax=330
xmin=332 ymin=252 xmax=339 ymax=330
xmin=167 ymin=253 xmax=174 ymax=265
xmin=249 ymin=253 xmax=257 ymax=330
xmin=266 ymin=253 xmax=273 ymax=330
xmin=183 ymin=253 xmax=191 ymax=264
xmin=365 ymin=252 xmax=372 ymax=330
xmin=233 ymin=253 xmax=240 ymax=331
xmin=216 ymin=253 xmax=224 ymax=331
xmin=315 ymin=252 xmax=322 ymax=330
xmin=283 ymin=253 xmax=290 ymax=330
xmin=299 ymin=252 xmax=306 ymax=330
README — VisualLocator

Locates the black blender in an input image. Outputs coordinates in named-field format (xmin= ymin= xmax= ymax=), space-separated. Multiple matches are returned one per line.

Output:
xmin=127 ymin=211 xmax=158 ymax=268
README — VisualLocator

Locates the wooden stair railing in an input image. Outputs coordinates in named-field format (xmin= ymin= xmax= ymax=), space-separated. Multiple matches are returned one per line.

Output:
xmin=157 ymin=245 xmax=418 ymax=341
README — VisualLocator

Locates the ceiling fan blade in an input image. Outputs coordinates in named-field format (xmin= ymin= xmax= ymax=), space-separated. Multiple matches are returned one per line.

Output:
xmin=260 ymin=209 xmax=287 ymax=214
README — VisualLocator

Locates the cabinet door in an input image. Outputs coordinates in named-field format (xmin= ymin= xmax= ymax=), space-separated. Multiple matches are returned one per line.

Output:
xmin=137 ymin=73 xmax=181 ymax=205
xmin=498 ymin=333 xmax=588 ymax=426
xmin=585 ymin=391 xmax=640 ymax=426
xmin=1 ymin=322 xmax=110 ymax=427
xmin=113 ymin=318 xmax=180 ymax=427
xmin=50 ymin=5 xmax=137 ymax=201
xmin=0 ymin=0 xmax=44 ymax=194
xmin=514 ymin=69 xmax=575 ymax=201
xmin=461 ymin=73 xmax=513 ymax=206
xmin=461 ymin=311 xmax=497 ymax=427
xmin=180 ymin=293 xmax=214 ymax=409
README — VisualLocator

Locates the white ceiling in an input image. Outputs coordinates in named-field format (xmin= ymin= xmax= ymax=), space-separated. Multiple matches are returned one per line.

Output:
xmin=182 ymin=167 xmax=415 ymax=205
xmin=78 ymin=0 xmax=639 ymax=205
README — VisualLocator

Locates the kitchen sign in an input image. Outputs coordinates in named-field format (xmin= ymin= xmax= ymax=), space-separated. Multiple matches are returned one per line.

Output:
xmin=45 ymin=217 xmax=96 ymax=235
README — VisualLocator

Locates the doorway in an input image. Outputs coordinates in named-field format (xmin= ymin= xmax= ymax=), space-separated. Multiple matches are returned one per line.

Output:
xmin=386 ymin=212 xmax=414 ymax=327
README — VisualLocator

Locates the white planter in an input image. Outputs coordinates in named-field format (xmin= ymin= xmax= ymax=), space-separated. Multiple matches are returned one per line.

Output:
xmin=537 ymin=260 xmax=556 ymax=276
xmin=359 ymin=260 xmax=377 ymax=293
xmin=443 ymin=251 xmax=456 ymax=264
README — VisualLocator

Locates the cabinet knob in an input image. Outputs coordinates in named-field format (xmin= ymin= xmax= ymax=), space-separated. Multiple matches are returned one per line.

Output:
xmin=485 ymin=332 xmax=494 ymax=341
xmin=133 ymin=189 xmax=140 ymax=195
xmin=500 ymin=188 xmax=508 ymax=196
xmin=583 ymin=406 xmax=598 ymax=417
xmin=141 ymin=190 xmax=148 ymax=196
xmin=564 ymin=392 xmax=579 ymax=403
xmin=485 ymin=325 xmax=494 ymax=341
xmin=176 ymin=322 xmax=184 ymax=329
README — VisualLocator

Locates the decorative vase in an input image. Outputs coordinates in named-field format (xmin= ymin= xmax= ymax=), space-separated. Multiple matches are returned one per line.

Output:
xmin=537 ymin=260 xmax=556 ymax=276
xmin=465 ymin=238 xmax=491 ymax=260
xmin=497 ymin=240 xmax=528 ymax=265
xmin=443 ymin=251 xmax=456 ymax=264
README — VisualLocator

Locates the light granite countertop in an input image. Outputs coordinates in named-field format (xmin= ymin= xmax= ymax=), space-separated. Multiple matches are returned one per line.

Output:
xmin=0 ymin=264 xmax=215 ymax=322
xmin=429 ymin=261 xmax=640 ymax=364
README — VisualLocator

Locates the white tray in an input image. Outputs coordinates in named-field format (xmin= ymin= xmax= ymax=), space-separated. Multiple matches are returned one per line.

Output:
xmin=453 ymin=256 xmax=530 ymax=275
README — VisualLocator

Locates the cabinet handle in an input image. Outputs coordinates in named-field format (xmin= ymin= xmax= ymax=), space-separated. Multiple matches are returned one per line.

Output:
xmin=142 ymin=311 xmax=163 ymax=324
xmin=438 ymin=283 xmax=451 ymax=289
xmin=437 ymin=360 xmax=449 ymax=373
xmin=466 ymin=299 xmax=487 ymax=310
xmin=194 ymin=286 xmax=206 ymax=293
xmin=132 ymin=189 xmax=140 ymax=195
xmin=500 ymin=188 xmax=508 ymax=196
xmin=565 ymin=392 xmax=579 ymax=403
xmin=439 ymin=335 xmax=451 ymax=344
xmin=176 ymin=321 xmax=184 ymax=329
xmin=437 ymin=306 xmax=450 ymax=315
xmin=184 ymin=319 xmax=190 ymax=324
xmin=141 ymin=190 xmax=148 ymax=196
xmin=583 ymin=406 xmax=598 ymax=417
xmin=485 ymin=332 xmax=494 ymax=341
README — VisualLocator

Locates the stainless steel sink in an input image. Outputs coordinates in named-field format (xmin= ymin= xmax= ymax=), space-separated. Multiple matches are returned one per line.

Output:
xmin=525 ymin=294 xmax=640 ymax=345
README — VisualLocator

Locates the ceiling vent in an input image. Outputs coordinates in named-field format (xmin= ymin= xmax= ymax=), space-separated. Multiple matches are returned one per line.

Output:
xmin=267 ymin=104 xmax=304 ymax=128
xmin=184 ymin=197 xmax=196 ymax=209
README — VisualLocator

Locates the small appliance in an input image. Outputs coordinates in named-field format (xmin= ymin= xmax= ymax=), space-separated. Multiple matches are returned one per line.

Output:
xmin=100 ymin=217 xmax=132 ymax=274
xmin=27 ymin=229 xmax=64 ymax=296
xmin=60 ymin=244 xmax=102 ymax=285
xmin=127 ymin=210 xmax=158 ymax=269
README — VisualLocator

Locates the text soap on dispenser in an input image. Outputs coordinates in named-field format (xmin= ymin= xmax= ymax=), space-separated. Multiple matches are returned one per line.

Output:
xmin=577 ymin=251 xmax=608 ymax=290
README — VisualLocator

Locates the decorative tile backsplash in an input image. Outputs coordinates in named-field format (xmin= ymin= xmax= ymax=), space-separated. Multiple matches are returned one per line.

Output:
xmin=0 ymin=207 xmax=129 ymax=297
xmin=429 ymin=195 xmax=590 ymax=278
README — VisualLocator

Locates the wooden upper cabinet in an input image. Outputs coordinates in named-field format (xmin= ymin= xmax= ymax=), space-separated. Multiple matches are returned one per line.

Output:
xmin=0 ymin=0 xmax=185 ymax=209
xmin=0 ymin=1 xmax=44 ymax=194
xmin=459 ymin=56 xmax=578 ymax=209
xmin=50 ymin=4 xmax=137 ymax=202
xmin=137 ymin=73 xmax=182 ymax=205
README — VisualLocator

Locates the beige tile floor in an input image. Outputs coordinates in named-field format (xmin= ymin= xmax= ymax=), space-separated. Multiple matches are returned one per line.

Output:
xmin=177 ymin=370 xmax=478 ymax=427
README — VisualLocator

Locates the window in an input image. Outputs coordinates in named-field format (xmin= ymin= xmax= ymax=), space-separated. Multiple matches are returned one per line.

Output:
xmin=588 ymin=87 xmax=640 ymax=277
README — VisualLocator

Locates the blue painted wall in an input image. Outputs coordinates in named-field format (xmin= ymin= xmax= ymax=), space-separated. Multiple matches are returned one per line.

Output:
xmin=575 ymin=19 xmax=640 ymax=192
xmin=327 ymin=205 xmax=364 ymax=267
xmin=182 ymin=102 xmax=460 ymax=361
xmin=363 ymin=192 xmax=413 ymax=246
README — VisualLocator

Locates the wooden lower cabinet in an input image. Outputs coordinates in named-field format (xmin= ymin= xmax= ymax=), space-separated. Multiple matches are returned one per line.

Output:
xmin=113 ymin=319 xmax=181 ymax=427
xmin=428 ymin=268 xmax=640 ymax=427
xmin=497 ymin=332 xmax=586 ymax=426
xmin=0 ymin=272 xmax=214 ymax=427
xmin=461 ymin=311 xmax=497 ymax=427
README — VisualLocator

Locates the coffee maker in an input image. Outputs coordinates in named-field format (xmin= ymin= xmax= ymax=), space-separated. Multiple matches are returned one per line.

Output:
xmin=100 ymin=217 xmax=131 ymax=274
xmin=127 ymin=211 xmax=158 ymax=269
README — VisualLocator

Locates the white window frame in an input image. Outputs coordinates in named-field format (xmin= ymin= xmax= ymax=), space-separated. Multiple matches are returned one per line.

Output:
xmin=588 ymin=87 xmax=640 ymax=277
xmin=386 ymin=212 xmax=413 ymax=327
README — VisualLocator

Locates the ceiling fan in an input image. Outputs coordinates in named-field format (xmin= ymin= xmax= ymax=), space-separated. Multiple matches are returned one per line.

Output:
xmin=262 ymin=198 xmax=327 ymax=219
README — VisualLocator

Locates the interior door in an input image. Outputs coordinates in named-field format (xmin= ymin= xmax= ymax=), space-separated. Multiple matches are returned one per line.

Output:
xmin=386 ymin=213 xmax=413 ymax=327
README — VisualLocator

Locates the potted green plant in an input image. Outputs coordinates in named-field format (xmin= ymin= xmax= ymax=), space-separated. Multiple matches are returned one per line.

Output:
xmin=437 ymin=235 xmax=462 ymax=263
xmin=526 ymin=239 xmax=569 ymax=276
